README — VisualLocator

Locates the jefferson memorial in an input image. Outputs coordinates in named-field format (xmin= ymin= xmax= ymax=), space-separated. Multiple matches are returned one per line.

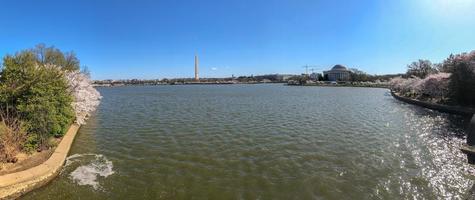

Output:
xmin=323 ymin=65 xmax=351 ymax=81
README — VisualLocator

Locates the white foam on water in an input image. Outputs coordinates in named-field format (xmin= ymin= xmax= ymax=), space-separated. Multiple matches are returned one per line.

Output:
xmin=64 ymin=153 xmax=95 ymax=167
xmin=64 ymin=154 xmax=115 ymax=190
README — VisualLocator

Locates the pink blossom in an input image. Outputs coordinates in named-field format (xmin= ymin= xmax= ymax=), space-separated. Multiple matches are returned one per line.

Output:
xmin=65 ymin=71 xmax=102 ymax=125
xmin=418 ymin=73 xmax=450 ymax=98
xmin=390 ymin=73 xmax=451 ymax=100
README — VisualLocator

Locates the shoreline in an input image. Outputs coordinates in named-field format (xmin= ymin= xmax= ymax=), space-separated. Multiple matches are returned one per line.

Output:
xmin=92 ymin=82 xmax=287 ymax=87
xmin=92 ymin=82 xmax=390 ymax=89
xmin=286 ymin=83 xmax=389 ymax=89
xmin=0 ymin=124 xmax=80 ymax=200
xmin=390 ymin=91 xmax=475 ymax=117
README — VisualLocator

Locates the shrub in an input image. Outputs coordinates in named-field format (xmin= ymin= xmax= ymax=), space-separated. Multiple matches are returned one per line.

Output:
xmin=0 ymin=46 xmax=75 ymax=150
xmin=0 ymin=120 xmax=26 ymax=161
xmin=22 ymin=133 xmax=39 ymax=153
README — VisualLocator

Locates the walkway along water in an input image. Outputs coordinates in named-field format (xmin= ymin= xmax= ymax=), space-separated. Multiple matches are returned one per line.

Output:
xmin=0 ymin=125 xmax=80 ymax=200
xmin=390 ymin=91 xmax=475 ymax=117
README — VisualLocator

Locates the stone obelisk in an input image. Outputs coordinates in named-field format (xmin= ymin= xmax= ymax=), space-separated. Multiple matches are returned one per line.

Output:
xmin=194 ymin=55 xmax=199 ymax=81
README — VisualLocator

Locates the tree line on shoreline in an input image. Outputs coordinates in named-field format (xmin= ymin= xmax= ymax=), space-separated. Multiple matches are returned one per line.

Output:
xmin=389 ymin=51 xmax=475 ymax=107
xmin=93 ymin=70 xmax=403 ymax=87
xmin=287 ymin=69 xmax=402 ymax=86
xmin=93 ymin=74 xmax=297 ymax=86
xmin=0 ymin=44 xmax=100 ymax=164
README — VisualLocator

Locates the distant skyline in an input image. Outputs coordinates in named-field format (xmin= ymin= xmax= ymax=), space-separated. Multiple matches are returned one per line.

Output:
xmin=1 ymin=0 xmax=475 ymax=80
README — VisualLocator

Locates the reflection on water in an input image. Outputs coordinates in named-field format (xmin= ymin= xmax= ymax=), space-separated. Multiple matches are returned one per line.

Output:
xmin=24 ymin=85 xmax=474 ymax=199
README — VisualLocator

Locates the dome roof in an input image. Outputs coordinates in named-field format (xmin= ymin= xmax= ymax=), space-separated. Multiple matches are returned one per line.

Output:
xmin=331 ymin=65 xmax=348 ymax=71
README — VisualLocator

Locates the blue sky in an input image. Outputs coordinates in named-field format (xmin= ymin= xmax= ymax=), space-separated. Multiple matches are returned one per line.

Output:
xmin=1 ymin=0 xmax=475 ymax=80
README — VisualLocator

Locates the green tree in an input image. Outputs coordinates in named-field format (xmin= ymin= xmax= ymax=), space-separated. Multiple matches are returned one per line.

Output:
xmin=33 ymin=44 xmax=80 ymax=71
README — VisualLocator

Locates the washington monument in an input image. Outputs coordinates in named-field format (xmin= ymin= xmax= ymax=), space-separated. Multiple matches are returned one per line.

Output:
xmin=194 ymin=55 xmax=199 ymax=81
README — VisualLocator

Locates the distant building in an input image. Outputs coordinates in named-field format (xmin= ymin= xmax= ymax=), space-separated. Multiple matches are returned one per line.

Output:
xmin=323 ymin=65 xmax=350 ymax=81
xmin=194 ymin=55 xmax=199 ymax=81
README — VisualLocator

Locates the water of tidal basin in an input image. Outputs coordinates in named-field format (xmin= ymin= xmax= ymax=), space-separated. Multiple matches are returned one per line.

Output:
xmin=24 ymin=84 xmax=474 ymax=199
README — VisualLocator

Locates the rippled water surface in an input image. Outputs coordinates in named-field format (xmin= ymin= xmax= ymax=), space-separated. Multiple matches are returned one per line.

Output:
xmin=24 ymin=85 xmax=474 ymax=199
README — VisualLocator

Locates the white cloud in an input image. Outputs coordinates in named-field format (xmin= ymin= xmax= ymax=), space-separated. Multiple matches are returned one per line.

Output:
xmin=211 ymin=67 xmax=218 ymax=71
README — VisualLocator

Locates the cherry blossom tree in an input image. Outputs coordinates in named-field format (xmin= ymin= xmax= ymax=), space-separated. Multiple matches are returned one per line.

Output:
xmin=65 ymin=71 xmax=101 ymax=125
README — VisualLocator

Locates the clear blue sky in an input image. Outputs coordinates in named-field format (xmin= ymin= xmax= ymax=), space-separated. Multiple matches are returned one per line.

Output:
xmin=1 ymin=0 xmax=475 ymax=80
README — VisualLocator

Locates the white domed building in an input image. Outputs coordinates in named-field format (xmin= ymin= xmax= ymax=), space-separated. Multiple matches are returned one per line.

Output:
xmin=323 ymin=65 xmax=351 ymax=81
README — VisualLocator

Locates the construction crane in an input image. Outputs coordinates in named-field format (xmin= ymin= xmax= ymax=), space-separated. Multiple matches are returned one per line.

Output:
xmin=303 ymin=65 xmax=309 ymax=75
xmin=302 ymin=65 xmax=319 ymax=76
xmin=304 ymin=66 xmax=328 ymax=81
xmin=303 ymin=65 xmax=326 ymax=75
